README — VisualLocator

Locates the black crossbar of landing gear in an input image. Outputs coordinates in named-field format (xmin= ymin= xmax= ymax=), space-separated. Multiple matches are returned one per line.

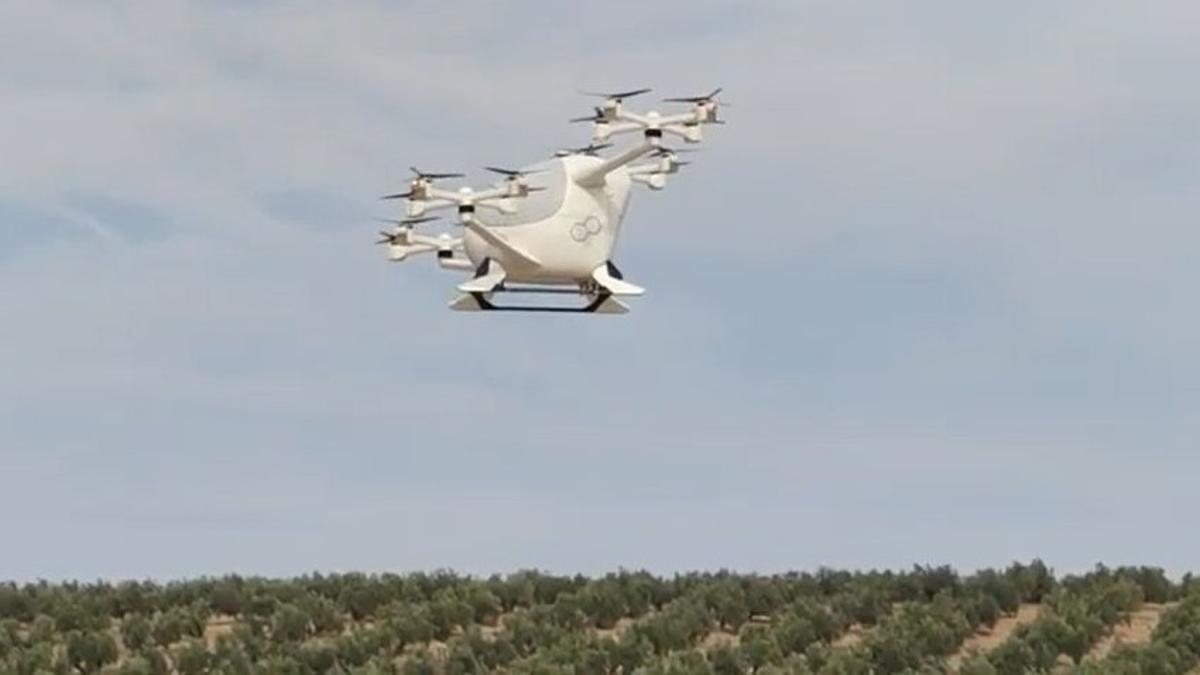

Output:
xmin=469 ymin=290 xmax=615 ymax=313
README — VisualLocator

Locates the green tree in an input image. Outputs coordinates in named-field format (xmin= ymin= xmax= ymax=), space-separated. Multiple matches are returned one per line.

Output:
xmin=210 ymin=578 xmax=247 ymax=617
xmin=114 ymin=582 xmax=154 ymax=617
xmin=114 ymin=655 xmax=155 ymax=675
xmin=958 ymin=655 xmax=998 ymax=675
xmin=14 ymin=641 xmax=58 ymax=675
xmin=988 ymin=637 xmax=1038 ymax=675
xmin=212 ymin=633 xmax=255 ymax=675
xmin=54 ymin=599 xmax=105 ymax=632
xmin=490 ymin=574 xmax=535 ymax=613
xmin=173 ymin=638 xmax=211 ymax=675
xmin=548 ymin=593 xmax=587 ymax=632
xmin=709 ymin=645 xmax=748 ymax=675
xmin=740 ymin=625 xmax=783 ymax=673
xmin=711 ymin=584 xmax=749 ymax=633
xmin=815 ymin=648 xmax=872 ymax=675
xmin=338 ymin=585 xmax=384 ymax=622
xmin=1007 ymin=560 xmax=1055 ymax=603
xmin=383 ymin=603 xmax=436 ymax=647
xmin=299 ymin=594 xmax=344 ymax=636
xmin=65 ymin=629 xmax=119 ymax=673
xmin=429 ymin=592 xmax=475 ymax=639
xmin=271 ymin=603 xmax=311 ymax=643
xmin=138 ymin=647 xmax=171 ymax=675
xmin=28 ymin=615 xmax=57 ymax=644
xmin=643 ymin=649 xmax=713 ymax=675
xmin=121 ymin=614 xmax=153 ymax=651
xmin=462 ymin=584 xmax=503 ymax=627
xmin=745 ymin=578 xmax=786 ymax=617
xmin=601 ymin=635 xmax=653 ymax=674
xmin=153 ymin=606 xmax=204 ymax=646
xmin=335 ymin=628 xmax=387 ymax=669
xmin=402 ymin=649 xmax=438 ymax=675
xmin=774 ymin=615 xmax=818 ymax=655
xmin=297 ymin=640 xmax=338 ymax=673
xmin=444 ymin=642 xmax=484 ymax=675
xmin=578 ymin=585 xmax=626 ymax=629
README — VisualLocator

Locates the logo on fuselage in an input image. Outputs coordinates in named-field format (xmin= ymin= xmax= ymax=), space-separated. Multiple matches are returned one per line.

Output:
xmin=570 ymin=216 xmax=604 ymax=243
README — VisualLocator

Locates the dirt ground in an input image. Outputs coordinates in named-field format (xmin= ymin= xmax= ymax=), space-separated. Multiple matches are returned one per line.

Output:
xmin=1087 ymin=603 xmax=1171 ymax=660
xmin=947 ymin=603 xmax=1042 ymax=670
xmin=204 ymin=615 xmax=237 ymax=649
xmin=831 ymin=623 xmax=864 ymax=648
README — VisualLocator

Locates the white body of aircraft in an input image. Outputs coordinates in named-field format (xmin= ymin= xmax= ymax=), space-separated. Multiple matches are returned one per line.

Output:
xmin=378 ymin=88 xmax=725 ymax=313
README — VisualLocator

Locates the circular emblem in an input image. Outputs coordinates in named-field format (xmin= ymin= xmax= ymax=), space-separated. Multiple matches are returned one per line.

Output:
xmin=569 ymin=216 xmax=604 ymax=243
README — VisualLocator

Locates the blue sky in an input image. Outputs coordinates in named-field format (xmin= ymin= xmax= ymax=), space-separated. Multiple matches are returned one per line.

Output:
xmin=1 ymin=1 xmax=1198 ymax=581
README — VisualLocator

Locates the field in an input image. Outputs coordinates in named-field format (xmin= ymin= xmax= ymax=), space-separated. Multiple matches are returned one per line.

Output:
xmin=2 ymin=562 xmax=1199 ymax=674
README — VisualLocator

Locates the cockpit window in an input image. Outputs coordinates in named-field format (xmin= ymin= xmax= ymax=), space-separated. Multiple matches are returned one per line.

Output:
xmin=475 ymin=159 xmax=566 ymax=227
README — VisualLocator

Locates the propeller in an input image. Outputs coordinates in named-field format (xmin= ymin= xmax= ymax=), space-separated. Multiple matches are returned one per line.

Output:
xmin=651 ymin=146 xmax=698 ymax=157
xmin=663 ymin=87 xmax=727 ymax=105
xmin=376 ymin=231 xmax=405 ymax=245
xmin=409 ymin=166 xmax=463 ymax=180
xmin=570 ymin=107 xmax=608 ymax=124
xmin=484 ymin=166 xmax=545 ymax=178
xmin=483 ymin=166 xmax=548 ymax=194
xmin=377 ymin=216 xmax=438 ymax=228
xmin=382 ymin=167 xmax=463 ymax=199
xmin=555 ymin=142 xmax=612 ymax=157
xmin=374 ymin=216 xmax=438 ymax=244
xmin=581 ymin=87 xmax=651 ymax=102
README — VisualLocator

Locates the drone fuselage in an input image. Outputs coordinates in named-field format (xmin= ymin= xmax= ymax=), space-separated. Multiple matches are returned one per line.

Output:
xmin=381 ymin=89 xmax=722 ymax=311
xmin=458 ymin=156 xmax=633 ymax=285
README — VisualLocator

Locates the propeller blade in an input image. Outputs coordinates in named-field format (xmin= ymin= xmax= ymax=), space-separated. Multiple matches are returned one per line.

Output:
xmin=581 ymin=87 xmax=651 ymax=101
xmin=663 ymin=87 xmax=725 ymax=104
xmin=376 ymin=216 xmax=438 ymax=227
xmin=651 ymin=146 xmax=699 ymax=156
xmin=558 ymin=142 xmax=612 ymax=156
xmin=484 ymin=166 xmax=546 ymax=178
xmin=380 ymin=191 xmax=413 ymax=200
xmin=569 ymin=107 xmax=607 ymax=123
xmin=409 ymin=166 xmax=463 ymax=180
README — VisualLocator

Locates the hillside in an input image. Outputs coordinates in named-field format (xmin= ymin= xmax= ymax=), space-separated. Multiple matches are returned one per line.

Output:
xmin=2 ymin=563 xmax=1198 ymax=674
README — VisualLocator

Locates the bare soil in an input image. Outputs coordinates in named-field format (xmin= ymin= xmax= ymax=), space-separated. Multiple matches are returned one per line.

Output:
xmin=204 ymin=615 xmax=238 ymax=649
xmin=700 ymin=629 xmax=740 ymax=650
xmin=947 ymin=603 xmax=1042 ymax=671
xmin=1087 ymin=603 xmax=1171 ymax=660
xmin=831 ymin=623 xmax=864 ymax=648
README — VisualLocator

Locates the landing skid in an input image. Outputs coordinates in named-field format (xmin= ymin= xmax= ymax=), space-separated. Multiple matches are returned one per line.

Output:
xmin=450 ymin=259 xmax=638 ymax=313
xmin=450 ymin=287 xmax=629 ymax=314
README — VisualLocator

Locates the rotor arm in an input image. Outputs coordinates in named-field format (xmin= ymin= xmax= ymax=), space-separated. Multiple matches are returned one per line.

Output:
xmin=423 ymin=186 xmax=499 ymax=204
xmin=576 ymin=138 xmax=657 ymax=187
xmin=593 ymin=96 xmax=721 ymax=144
xmin=421 ymin=184 xmax=514 ymax=214
xmin=382 ymin=226 xmax=462 ymax=262
xmin=407 ymin=232 xmax=462 ymax=250
xmin=616 ymin=109 xmax=695 ymax=128
xmin=467 ymin=186 xmax=514 ymax=213
xmin=406 ymin=198 xmax=457 ymax=218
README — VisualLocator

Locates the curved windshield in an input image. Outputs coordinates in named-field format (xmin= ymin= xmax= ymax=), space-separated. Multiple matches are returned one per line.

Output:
xmin=476 ymin=159 xmax=566 ymax=227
